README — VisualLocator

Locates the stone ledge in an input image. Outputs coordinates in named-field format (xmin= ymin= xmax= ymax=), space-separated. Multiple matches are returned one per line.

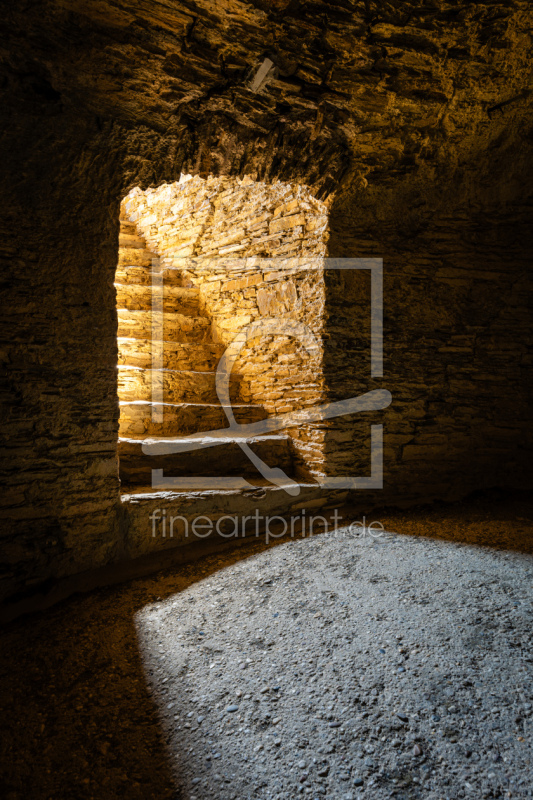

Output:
xmin=0 ymin=484 xmax=348 ymax=625
xmin=122 ymin=483 xmax=348 ymax=559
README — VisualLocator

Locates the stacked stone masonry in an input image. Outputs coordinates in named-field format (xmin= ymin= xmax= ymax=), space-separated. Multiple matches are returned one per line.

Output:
xmin=324 ymin=202 xmax=533 ymax=503
xmin=116 ymin=209 xmax=293 ymax=486
xmin=122 ymin=176 xmax=330 ymax=480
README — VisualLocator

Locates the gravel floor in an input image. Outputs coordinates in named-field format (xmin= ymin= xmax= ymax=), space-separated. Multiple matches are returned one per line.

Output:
xmin=1 ymin=494 xmax=532 ymax=800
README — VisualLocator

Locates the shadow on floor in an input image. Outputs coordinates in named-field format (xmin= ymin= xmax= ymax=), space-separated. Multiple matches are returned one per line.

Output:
xmin=380 ymin=488 xmax=533 ymax=555
xmin=0 ymin=489 xmax=531 ymax=799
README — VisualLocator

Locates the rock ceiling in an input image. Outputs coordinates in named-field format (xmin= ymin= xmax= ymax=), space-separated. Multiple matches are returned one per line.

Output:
xmin=2 ymin=1 xmax=533 ymax=196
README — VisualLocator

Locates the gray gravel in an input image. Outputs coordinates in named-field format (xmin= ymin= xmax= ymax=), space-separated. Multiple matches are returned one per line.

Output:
xmin=135 ymin=527 xmax=533 ymax=799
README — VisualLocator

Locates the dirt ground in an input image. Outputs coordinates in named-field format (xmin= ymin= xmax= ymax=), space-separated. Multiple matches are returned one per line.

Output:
xmin=0 ymin=491 xmax=532 ymax=800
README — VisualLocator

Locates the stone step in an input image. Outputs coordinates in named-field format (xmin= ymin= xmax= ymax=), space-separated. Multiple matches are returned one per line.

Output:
xmin=119 ymin=232 xmax=146 ymax=248
xmin=115 ymin=283 xmax=200 ymax=314
xmin=117 ymin=338 xmax=224 ymax=371
xmin=117 ymin=309 xmax=210 ymax=342
xmin=118 ymin=400 xmax=268 ymax=438
xmin=120 ymin=220 xmax=138 ymax=236
xmin=117 ymin=248 xmax=157 ymax=269
xmin=115 ymin=263 xmax=188 ymax=286
xmin=122 ymin=479 xmax=324 ymax=503
xmin=117 ymin=366 xmax=242 ymax=404
xmin=118 ymin=434 xmax=293 ymax=484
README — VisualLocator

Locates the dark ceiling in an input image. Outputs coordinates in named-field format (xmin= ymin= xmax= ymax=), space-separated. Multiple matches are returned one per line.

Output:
xmin=1 ymin=1 xmax=532 ymax=196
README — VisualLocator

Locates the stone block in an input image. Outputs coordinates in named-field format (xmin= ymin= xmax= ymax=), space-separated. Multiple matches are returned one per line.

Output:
xmin=269 ymin=213 xmax=306 ymax=234
xmin=222 ymin=274 xmax=262 ymax=292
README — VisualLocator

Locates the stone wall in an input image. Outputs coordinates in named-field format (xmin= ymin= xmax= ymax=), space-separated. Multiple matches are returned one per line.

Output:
xmin=325 ymin=196 xmax=533 ymax=504
xmin=120 ymin=171 xmax=533 ymax=502
xmin=0 ymin=116 xmax=124 ymax=604
xmin=122 ymin=177 xmax=330 ymax=478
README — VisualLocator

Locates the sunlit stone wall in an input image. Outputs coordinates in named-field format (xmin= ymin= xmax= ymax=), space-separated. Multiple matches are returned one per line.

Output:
xmin=122 ymin=176 xmax=330 ymax=478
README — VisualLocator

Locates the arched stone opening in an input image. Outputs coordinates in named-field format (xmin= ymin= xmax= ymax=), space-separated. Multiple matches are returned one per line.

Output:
xmin=115 ymin=174 xmax=331 ymax=492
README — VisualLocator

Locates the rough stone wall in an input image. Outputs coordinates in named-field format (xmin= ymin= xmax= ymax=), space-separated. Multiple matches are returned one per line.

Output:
xmin=3 ymin=1 xmax=533 ymax=198
xmin=0 ymin=115 xmax=124 ymax=603
xmin=325 ymin=190 xmax=533 ymax=504
xmin=123 ymin=177 xmax=330 ymax=477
